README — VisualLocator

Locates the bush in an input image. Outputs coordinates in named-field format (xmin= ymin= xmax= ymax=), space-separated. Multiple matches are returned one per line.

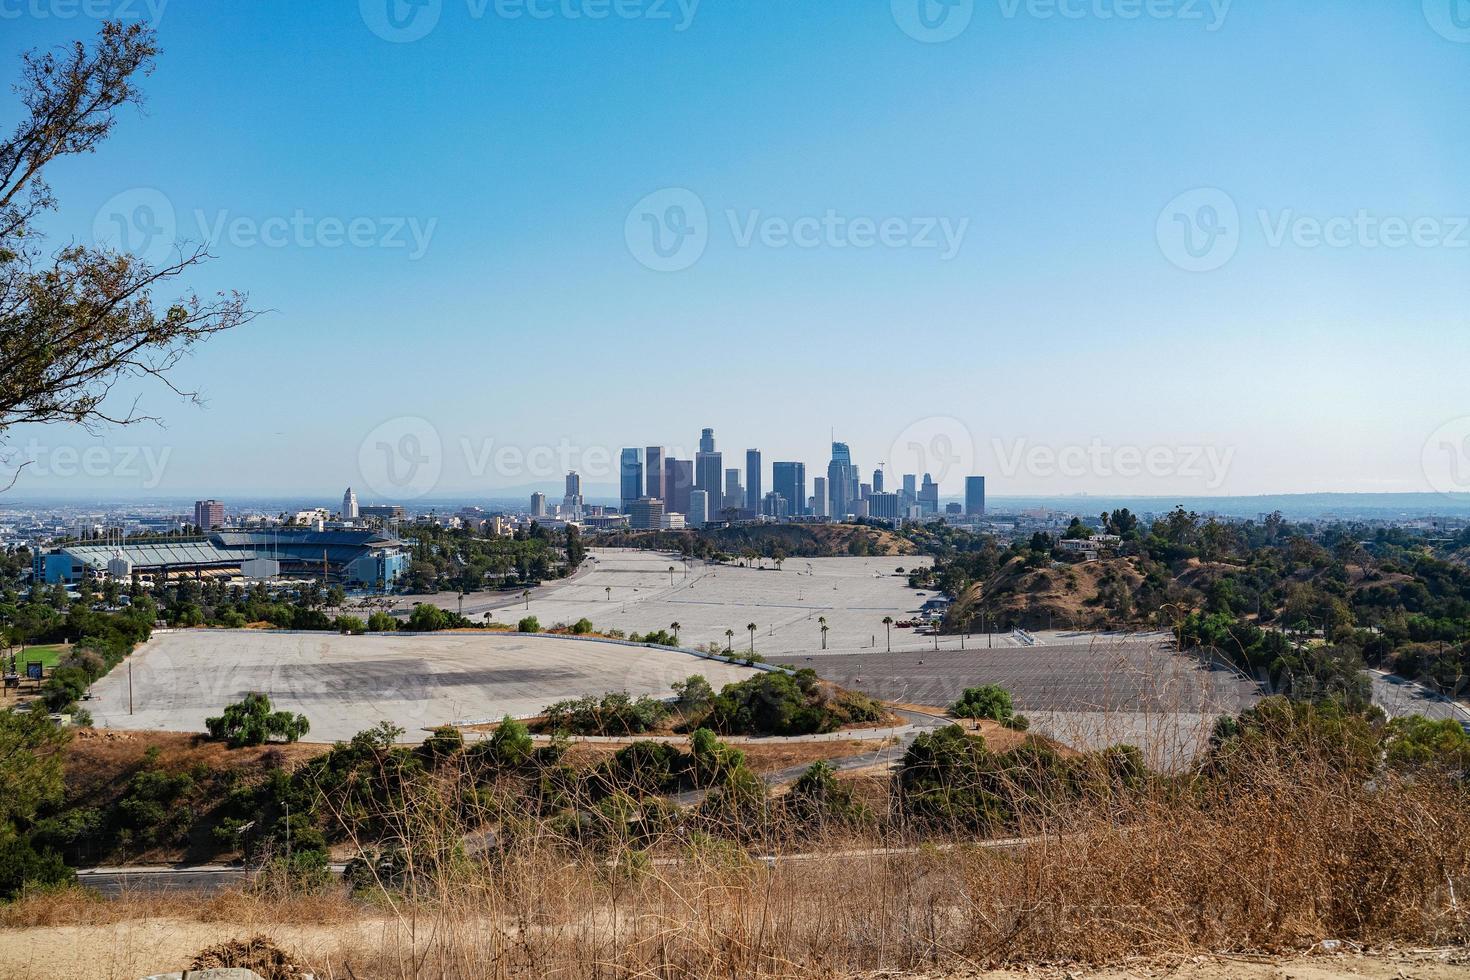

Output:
xmin=407 ymin=604 xmax=449 ymax=632
xmin=0 ymin=837 xmax=72 ymax=901
xmin=205 ymin=693 xmax=310 ymax=748
xmin=539 ymin=692 xmax=670 ymax=736
xmin=701 ymin=670 xmax=879 ymax=736
xmin=570 ymin=617 xmax=594 ymax=635
xmin=336 ymin=615 xmax=367 ymax=635
xmin=950 ymin=684 xmax=1017 ymax=723
xmin=518 ymin=616 xmax=541 ymax=633
xmin=367 ymin=611 xmax=398 ymax=632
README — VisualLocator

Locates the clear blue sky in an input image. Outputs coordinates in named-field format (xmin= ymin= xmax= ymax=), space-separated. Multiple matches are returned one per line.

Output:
xmin=4 ymin=0 xmax=1468 ymax=501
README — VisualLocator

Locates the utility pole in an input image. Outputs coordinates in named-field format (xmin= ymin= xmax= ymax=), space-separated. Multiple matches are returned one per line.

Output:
xmin=128 ymin=659 xmax=134 ymax=715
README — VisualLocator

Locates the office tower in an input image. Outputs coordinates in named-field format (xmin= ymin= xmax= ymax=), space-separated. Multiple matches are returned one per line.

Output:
xmin=826 ymin=441 xmax=859 ymax=519
xmin=619 ymin=448 xmax=644 ymax=513
xmin=772 ymin=462 xmax=806 ymax=517
xmin=645 ymin=446 xmax=665 ymax=501
xmin=870 ymin=491 xmax=900 ymax=524
xmin=762 ymin=491 xmax=788 ymax=519
xmin=695 ymin=450 xmax=723 ymax=513
xmin=342 ymin=487 xmax=359 ymax=519
xmin=530 ymin=492 xmax=547 ymax=517
xmin=872 ymin=468 xmax=884 ymax=494
xmin=563 ymin=471 xmax=584 ymax=518
xmin=193 ymin=499 xmax=224 ymax=531
xmin=965 ymin=475 xmax=986 ymax=516
xmin=724 ymin=468 xmax=743 ymax=511
xmin=699 ymin=427 xmax=715 ymax=454
xmin=629 ymin=497 xmax=664 ymax=531
xmin=745 ymin=449 xmax=762 ymax=517
xmin=812 ymin=476 xmax=829 ymax=517
xmin=688 ymin=489 xmax=709 ymax=528
xmin=902 ymin=473 xmax=917 ymax=503
xmin=665 ymin=458 xmax=694 ymax=514
xmin=919 ymin=473 xmax=940 ymax=514
xmin=860 ymin=482 xmax=872 ymax=500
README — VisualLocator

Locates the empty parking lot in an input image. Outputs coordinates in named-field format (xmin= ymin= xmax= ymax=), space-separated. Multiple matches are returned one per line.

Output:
xmin=88 ymin=630 xmax=759 ymax=742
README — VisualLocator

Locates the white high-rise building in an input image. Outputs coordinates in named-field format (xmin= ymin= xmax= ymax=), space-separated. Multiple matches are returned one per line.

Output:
xmin=342 ymin=487 xmax=359 ymax=519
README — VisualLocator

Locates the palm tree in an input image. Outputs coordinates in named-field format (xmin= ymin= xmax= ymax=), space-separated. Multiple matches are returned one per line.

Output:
xmin=882 ymin=615 xmax=894 ymax=652
xmin=818 ymin=615 xmax=828 ymax=650
xmin=746 ymin=622 xmax=757 ymax=653
xmin=605 ymin=586 xmax=612 ymax=602
xmin=724 ymin=628 xmax=734 ymax=654
xmin=521 ymin=589 xmax=531 ymax=610
xmin=670 ymin=621 xmax=681 ymax=644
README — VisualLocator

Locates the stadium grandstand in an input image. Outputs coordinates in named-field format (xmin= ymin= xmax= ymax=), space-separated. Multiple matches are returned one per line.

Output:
xmin=32 ymin=528 xmax=408 ymax=589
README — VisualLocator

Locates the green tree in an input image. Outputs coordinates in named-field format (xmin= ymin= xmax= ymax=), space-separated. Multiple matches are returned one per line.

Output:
xmin=950 ymin=685 xmax=1017 ymax=724
xmin=204 ymin=693 xmax=309 ymax=748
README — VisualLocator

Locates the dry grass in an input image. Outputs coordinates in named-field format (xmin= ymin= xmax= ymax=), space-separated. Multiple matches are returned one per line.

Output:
xmin=7 ymin=754 xmax=1466 ymax=980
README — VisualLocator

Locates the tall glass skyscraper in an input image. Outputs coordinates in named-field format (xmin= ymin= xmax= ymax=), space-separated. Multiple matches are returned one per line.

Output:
xmin=619 ymin=448 xmax=644 ymax=513
xmin=773 ymin=462 xmax=806 ymax=517
xmin=827 ymin=442 xmax=859 ymax=519
xmin=746 ymin=449 xmax=762 ymax=516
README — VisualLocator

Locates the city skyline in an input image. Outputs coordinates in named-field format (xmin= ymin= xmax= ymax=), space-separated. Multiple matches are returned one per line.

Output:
xmin=2 ymin=5 xmax=1467 ymax=500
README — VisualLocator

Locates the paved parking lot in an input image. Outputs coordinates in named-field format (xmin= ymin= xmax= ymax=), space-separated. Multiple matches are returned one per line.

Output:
xmin=447 ymin=550 xmax=939 ymax=658
xmin=88 ymin=630 xmax=758 ymax=742
xmin=804 ymin=636 xmax=1261 ymax=768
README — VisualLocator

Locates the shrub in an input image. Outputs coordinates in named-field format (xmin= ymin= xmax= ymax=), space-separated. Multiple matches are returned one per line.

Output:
xmin=367 ymin=611 xmax=398 ymax=632
xmin=570 ymin=617 xmax=594 ymax=635
xmin=407 ymin=604 xmax=449 ymax=632
xmin=336 ymin=615 xmax=367 ymax=635
xmin=950 ymin=684 xmax=1017 ymax=723
xmin=205 ymin=693 xmax=310 ymax=748
xmin=518 ymin=616 xmax=541 ymax=633
xmin=539 ymin=692 xmax=670 ymax=736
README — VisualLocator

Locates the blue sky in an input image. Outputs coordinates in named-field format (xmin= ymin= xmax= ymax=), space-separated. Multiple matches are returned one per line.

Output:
xmin=3 ymin=0 xmax=1469 ymax=502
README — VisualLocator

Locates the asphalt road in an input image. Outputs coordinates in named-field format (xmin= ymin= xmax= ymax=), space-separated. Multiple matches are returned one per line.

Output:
xmin=1369 ymin=669 xmax=1470 ymax=725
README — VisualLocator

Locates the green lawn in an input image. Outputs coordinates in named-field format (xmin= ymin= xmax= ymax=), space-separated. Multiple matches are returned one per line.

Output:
xmin=9 ymin=643 xmax=69 ymax=671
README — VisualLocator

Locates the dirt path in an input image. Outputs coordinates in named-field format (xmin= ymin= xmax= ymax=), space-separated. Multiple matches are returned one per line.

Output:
xmin=0 ymin=919 xmax=1465 ymax=980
